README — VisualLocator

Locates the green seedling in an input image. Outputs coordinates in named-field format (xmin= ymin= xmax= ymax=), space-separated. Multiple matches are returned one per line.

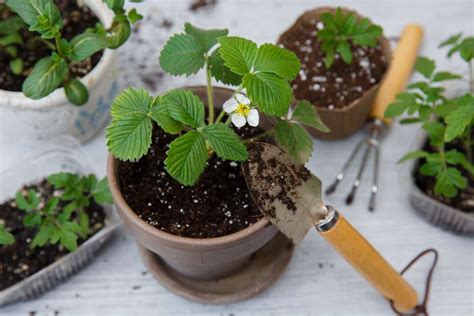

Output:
xmin=1 ymin=173 xmax=113 ymax=251
xmin=385 ymin=34 xmax=473 ymax=199
xmin=1 ymin=0 xmax=142 ymax=105
xmin=316 ymin=7 xmax=383 ymax=68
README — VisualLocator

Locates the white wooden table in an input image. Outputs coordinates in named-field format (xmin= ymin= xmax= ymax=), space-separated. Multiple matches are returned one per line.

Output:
xmin=1 ymin=0 xmax=473 ymax=315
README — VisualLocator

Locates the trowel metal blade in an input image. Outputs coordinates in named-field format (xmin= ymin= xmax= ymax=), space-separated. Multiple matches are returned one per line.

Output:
xmin=243 ymin=142 xmax=328 ymax=244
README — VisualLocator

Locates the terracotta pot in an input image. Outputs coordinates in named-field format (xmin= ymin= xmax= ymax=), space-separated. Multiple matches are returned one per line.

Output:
xmin=277 ymin=7 xmax=392 ymax=140
xmin=404 ymin=133 xmax=474 ymax=235
xmin=108 ymin=86 xmax=279 ymax=281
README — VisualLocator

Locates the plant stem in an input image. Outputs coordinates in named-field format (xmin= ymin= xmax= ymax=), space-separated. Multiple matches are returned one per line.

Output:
xmin=215 ymin=109 xmax=226 ymax=123
xmin=465 ymin=127 xmax=472 ymax=164
xmin=206 ymin=62 xmax=214 ymax=125
xmin=54 ymin=34 xmax=64 ymax=57
xmin=244 ymin=129 xmax=274 ymax=144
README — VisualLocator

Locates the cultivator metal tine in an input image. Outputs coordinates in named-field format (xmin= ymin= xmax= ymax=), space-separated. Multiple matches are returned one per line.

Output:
xmin=345 ymin=141 xmax=372 ymax=205
xmin=325 ymin=138 xmax=366 ymax=195
xmin=326 ymin=120 xmax=384 ymax=211
xmin=369 ymin=139 xmax=381 ymax=212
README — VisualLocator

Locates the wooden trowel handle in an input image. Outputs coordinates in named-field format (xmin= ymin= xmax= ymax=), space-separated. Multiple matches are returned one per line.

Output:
xmin=316 ymin=208 xmax=418 ymax=312
xmin=371 ymin=24 xmax=424 ymax=124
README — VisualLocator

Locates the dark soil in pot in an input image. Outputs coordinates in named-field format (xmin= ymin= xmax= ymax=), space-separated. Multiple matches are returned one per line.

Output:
xmin=279 ymin=11 xmax=388 ymax=110
xmin=0 ymin=179 xmax=106 ymax=291
xmin=118 ymin=124 xmax=270 ymax=239
xmin=414 ymin=134 xmax=474 ymax=214
xmin=0 ymin=0 xmax=103 ymax=92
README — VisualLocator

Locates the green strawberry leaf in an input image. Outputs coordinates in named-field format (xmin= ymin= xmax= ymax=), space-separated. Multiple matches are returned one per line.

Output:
xmin=106 ymin=88 xmax=154 ymax=161
xmin=217 ymin=36 xmax=257 ymax=76
xmin=242 ymin=72 xmax=292 ymax=116
xmin=150 ymin=96 xmax=183 ymax=134
xmin=161 ymin=89 xmax=205 ymax=128
xmin=274 ymin=119 xmax=313 ymax=164
xmin=184 ymin=22 xmax=228 ymax=53
xmin=254 ymin=43 xmax=301 ymax=80
xmin=202 ymin=123 xmax=248 ymax=161
xmin=292 ymin=100 xmax=329 ymax=132
xmin=208 ymin=49 xmax=243 ymax=86
xmin=164 ymin=131 xmax=208 ymax=186
xmin=159 ymin=33 xmax=206 ymax=76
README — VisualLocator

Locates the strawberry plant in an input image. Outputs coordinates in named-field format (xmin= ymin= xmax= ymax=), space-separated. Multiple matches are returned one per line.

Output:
xmin=106 ymin=23 xmax=329 ymax=186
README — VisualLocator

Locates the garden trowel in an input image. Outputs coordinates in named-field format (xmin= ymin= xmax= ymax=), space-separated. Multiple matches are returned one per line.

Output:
xmin=243 ymin=142 xmax=419 ymax=313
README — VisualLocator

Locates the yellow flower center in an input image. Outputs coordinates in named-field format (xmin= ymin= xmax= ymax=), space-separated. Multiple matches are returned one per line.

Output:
xmin=236 ymin=103 xmax=250 ymax=116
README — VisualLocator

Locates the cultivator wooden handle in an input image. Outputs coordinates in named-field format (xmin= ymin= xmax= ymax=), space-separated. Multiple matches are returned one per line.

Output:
xmin=371 ymin=24 xmax=424 ymax=124
xmin=316 ymin=207 xmax=419 ymax=312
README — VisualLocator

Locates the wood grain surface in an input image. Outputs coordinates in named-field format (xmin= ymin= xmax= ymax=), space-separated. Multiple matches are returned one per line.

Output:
xmin=0 ymin=0 xmax=472 ymax=315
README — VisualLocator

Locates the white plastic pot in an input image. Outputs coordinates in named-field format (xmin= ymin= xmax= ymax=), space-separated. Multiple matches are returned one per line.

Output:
xmin=0 ymin=0 xmax=118 ymax=143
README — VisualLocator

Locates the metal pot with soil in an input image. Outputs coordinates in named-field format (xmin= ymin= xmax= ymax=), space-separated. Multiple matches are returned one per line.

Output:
xmin=278 ymin=7 xmax=392 ymax=139
xmin=0 ymin=137 xmax=119 ymax=306
xmin=404 ymin=132 xmax=474 ymax=235
xmin=0 ymin=0 xmax=125 ymax=143
xmin=108 ymin=86 xmax=295 ymax=303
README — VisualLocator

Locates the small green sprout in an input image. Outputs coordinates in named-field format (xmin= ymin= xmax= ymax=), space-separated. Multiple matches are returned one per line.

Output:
xmin=385 ymin=35 xmax=473 ymax=199
xmin=316 ymin=7 xmax=383 ymax=68
xmin=1 ymin=0 xmax=142 ymax=106
xmin=0 ymin=224 xmax=15 ymax=246
xmin=106 ymin=23 xmax=330 ymax=186
xmin=8 ymin=173 xmax=113 ymax=251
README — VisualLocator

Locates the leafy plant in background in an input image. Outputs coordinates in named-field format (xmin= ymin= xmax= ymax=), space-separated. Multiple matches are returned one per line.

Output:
xmin=316 ymin=7 xmax=383 ymax=68
xmin=0 ymin=173 xmax=113 ymax=251
xmin=385 ymin=33 xmax=474 ymax=199
xmin=0 ymin=0 xmax=142 ymax=105
xmin=106 ymin=23 xmax=329 ymax=186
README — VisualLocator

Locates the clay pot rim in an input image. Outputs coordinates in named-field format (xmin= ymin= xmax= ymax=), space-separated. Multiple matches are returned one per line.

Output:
xmin=277 ymin=6 xmax=392 ymax=113
xmin=107 ymin=85 xmax=271 ymax=248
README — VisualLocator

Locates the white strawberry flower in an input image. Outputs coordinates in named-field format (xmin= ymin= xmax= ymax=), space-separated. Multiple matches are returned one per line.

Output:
xmin=223 ymin=93 xmax=259 ymax=128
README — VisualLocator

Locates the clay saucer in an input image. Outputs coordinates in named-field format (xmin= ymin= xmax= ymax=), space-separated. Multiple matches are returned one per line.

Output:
xmin=137 ymin=232 xmax=294 ymax=304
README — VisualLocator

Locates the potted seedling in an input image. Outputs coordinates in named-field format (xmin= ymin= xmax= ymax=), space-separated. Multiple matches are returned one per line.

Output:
xmin=0 ymin=0 xmax=142 ymax=142
xmin=0 ymin=169 xmax=116 ymax=305
xmin=385 ymin=33 xmax=474 ymax=235
xmin=278 ymin=7 xmax=391 ymax=139
xmin=106 ymin=23 xmax=328 ymax=300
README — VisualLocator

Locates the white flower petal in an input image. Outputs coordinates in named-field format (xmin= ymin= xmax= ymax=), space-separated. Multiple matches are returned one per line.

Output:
xmin=247 ymin=109 xmax=259 ymax=127
xmin=231 ymin=113 xmax=246 ymax=128
xmin=235 ymin=93 xmax=250 ymax=105
xmin=223 ymin=98 xmax=238 ymax=113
